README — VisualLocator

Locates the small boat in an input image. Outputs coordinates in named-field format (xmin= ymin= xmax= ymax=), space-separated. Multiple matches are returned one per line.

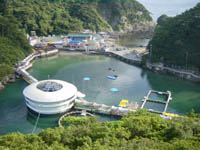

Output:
xmin=106 ymin=76 xmax=117 ymax=80
xmin=80 ymin=110 xmax=87 ymax=116
xmin=162 ymin=112 xmax=180 ymax=118
xmin=160 ymin=114 xmax=172 ymax=120
xmin=110 ymin=88 xmax=118 ymax=92
xmin=83 ymin=77 xmax=90 ymax=81
xmin=119 ymin=99 xmax=128 ymax=107
xmin=69 ymin=48 xmax=75 ymax=51
xmin=77 ymin=91 xmax=86 ymax=98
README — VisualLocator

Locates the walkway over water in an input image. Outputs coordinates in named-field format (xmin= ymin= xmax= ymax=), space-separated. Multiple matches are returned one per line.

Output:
xmin=16 ymin=49 xmax=58 ymax=84
xmin=75 ymin=98 xmax=138 ymax=117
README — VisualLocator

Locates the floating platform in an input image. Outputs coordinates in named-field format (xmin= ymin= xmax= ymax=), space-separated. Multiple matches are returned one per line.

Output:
xmin=141 ymin=90 xmax=172 ymax=114
xmin=110 ymin=88 xmax=118 ymax=92
xmin=83 ymin=77 xmax=90 ymax=81
xmin=106 ymin=76 xmax=117 ymax=80
xmin=119 ymin=99 xmax=128 ymax=107
xmin=74 ymin=98 xmax=138 ymax=117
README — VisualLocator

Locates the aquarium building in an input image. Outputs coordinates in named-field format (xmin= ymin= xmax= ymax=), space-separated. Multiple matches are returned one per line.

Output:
xmin=23 ymin=80 xmax=78 ymax=115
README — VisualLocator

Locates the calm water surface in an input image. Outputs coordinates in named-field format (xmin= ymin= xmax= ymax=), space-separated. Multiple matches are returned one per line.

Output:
xmin=1 ymin=53 xmax=200 ymax=135
xmin=1 ymin=0 xmax=200 ymax=135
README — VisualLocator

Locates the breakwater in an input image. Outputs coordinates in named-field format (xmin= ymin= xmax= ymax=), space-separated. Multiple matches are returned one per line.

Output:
xmin=147 ymin=62 xmax=200 ymax=82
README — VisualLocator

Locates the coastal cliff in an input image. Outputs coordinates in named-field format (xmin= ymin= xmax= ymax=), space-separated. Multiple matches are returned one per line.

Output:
xmin=98 ymin=0 xmax=155 ymax=34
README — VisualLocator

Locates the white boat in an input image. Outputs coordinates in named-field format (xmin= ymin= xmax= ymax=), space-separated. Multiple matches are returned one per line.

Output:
xmin=69 ymin=48 xmax=75 ymax=51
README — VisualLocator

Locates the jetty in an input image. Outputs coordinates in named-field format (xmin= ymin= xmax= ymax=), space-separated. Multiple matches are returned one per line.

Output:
xmin=74 ymin=98 xmax=138 ymax=117
xmin=16 ymin=49 xmax=58 ymax=84
xmin=141 ymin=90 xmax=172 ymax=114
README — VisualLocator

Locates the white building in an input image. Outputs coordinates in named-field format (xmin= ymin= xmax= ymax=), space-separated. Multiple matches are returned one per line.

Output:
xmin=23 ymin=80 xmax=78 ymax=115
xmin=29 ymin=37 xmax=39 ymax=46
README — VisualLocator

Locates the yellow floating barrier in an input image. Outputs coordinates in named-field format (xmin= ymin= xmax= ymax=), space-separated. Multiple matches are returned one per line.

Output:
xmin=163 ymin=112 xmax=180 ymax=118
xmin=119 ymin=99 xmax=128 ymax=107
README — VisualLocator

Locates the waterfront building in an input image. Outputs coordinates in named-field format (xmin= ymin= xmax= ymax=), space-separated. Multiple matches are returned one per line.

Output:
xmin=87 ymin=40 xmax=100 ymax=50
xmin=67 ymin=33 xmax=104 ymax=50
xmin=67 ymin=33 xmax=93 ymax=41
xmin=23 ymin=80 xmax=78 ymax=115
xmin=40 ymin=36 xmax=67 ymax=47
xmin=69 ymin=40 xmax=84 ymax=49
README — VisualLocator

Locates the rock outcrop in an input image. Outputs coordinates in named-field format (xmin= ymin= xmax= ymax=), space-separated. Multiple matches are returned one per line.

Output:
xmin=0 ymin=82 xmax=4 ymax=90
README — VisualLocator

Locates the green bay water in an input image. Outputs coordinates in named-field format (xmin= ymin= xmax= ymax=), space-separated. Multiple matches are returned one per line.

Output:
xmin=0 ymin=53 xmax=200 ymax=135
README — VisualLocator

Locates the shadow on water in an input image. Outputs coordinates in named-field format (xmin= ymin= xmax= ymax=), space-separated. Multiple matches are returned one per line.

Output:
xmin=26 ymin=109 xmax=61 ymax=129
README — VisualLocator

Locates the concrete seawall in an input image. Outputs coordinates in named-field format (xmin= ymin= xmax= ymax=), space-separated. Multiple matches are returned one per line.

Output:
xmin=106 ymin=52 xmax=141 ymax=66
xmin=87 ymin=51 xmax=142 ymax=66
xmin=147 ymin=62 xmax=200 ymax=82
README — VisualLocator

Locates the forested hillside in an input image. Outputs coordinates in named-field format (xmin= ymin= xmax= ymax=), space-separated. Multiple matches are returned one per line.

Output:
xmin=0 ymin=0 xmax=153 ymax=35
xmin=0 ymin=110 xmax=200 ymax=150
xmin=148 ymin=3 xmax=200 ymax=69
xmin=0 ymin=15 xmax=31 ymax=81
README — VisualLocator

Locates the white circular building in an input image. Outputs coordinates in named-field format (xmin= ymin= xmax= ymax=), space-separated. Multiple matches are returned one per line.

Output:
xmin=23 ymin=80 xmax=77 ymax=115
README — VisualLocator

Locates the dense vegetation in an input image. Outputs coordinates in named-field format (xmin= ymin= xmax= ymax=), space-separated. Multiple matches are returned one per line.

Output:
xmin=0 ymin=0 xmax=153 ymax=35
xmin=0 ymin=110 xmax=200 ymax=150
xmin=148 ymin=3 xmax=200 ymax=69
xmin=0 ymin=15 xmax=31 ymax=81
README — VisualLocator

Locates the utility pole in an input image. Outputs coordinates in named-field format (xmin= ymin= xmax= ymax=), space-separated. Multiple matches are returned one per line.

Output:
xmin=85 ymin=43 xmax=89 ymax=55
xmin=149 ymin=44 xmax=152 ymax=61
xmin=185 ymin=51 xmax=188 ymax=70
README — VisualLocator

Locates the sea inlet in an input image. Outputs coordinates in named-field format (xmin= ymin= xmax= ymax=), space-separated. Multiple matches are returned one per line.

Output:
xmin=0 ymin=53 xmax=200 ymax=135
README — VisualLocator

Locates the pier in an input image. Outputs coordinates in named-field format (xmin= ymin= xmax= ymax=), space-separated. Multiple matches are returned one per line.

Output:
xmin=74 ymin=98 xmax=138 ymax=117
xmin=141 ymin=90 xmax=172 ymax=114
xmin=16 ymin=49 xmax=58 ymax=84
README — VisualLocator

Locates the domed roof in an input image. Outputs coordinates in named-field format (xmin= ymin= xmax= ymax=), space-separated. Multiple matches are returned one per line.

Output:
xmin=23 ymin=80 xmax=77 ymax=103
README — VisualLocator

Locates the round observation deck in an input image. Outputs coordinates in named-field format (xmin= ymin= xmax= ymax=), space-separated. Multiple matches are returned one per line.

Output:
xmin=23 ymin=80 xmax=77 ymax=115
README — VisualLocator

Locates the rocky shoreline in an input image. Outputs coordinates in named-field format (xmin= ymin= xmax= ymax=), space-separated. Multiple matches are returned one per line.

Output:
xmin=0 ymin=48 xmax=59 ymax=91
xmin=0 ymin=74 xmax=19 ymax=91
